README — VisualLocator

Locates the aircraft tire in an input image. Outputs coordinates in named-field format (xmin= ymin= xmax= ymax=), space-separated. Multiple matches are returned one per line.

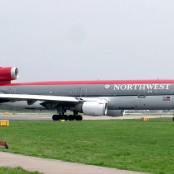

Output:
xmin=75 ymin=115 xmax=83 ymax=121
xmin=52 ymin=115 xmax=59 ymax=121
xmin=68 ymin=115 xmax=75 ymax=121
xmin=63 ymin=115 xmax=68 ymax=121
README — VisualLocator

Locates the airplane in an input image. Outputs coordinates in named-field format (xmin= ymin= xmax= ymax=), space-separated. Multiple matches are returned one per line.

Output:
xmin=0 ymin=66 xmax=174 ymax=121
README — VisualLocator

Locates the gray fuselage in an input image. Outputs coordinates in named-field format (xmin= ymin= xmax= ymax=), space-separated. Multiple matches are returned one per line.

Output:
xmin=0 ymin=81 xmax=174 ymax=111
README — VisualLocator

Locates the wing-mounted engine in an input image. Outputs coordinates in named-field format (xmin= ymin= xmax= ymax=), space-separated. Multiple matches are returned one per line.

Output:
xmin=82 ymin=102 xmax=107 ymax=116
xmin=0 ymin=67 xmax=19 ymax=84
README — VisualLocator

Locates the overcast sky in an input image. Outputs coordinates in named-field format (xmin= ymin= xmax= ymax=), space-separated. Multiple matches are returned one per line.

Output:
xmin=0 ymin=0 xmax=174 ymax=82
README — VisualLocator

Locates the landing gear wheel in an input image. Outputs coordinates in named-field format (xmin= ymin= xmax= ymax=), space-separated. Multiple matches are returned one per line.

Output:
xmin=52 ymin=115 xmax=59 ymax=121
xmin=63 ymin=115 xmax=68 ymax=121
xmin=52 ymin=113 xmax=83 ymax=121
xmin=68 ymin=115 xmax=75 ymax=121
xmin=75 ymin=115 xmax=83 ymax=121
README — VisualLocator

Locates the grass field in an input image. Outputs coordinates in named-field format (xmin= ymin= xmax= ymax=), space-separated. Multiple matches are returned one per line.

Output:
xmin=0 ymin=167 xmax=41 ymax=174
xmin=0 ymin=118 xmax=174 ymax=174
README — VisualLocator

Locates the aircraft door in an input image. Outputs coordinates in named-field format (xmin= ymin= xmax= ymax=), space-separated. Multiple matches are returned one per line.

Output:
xmin=80 ymin=87 xmax=88 ymax=97
xmin=10 ymin=87 xmax=17 ymax=94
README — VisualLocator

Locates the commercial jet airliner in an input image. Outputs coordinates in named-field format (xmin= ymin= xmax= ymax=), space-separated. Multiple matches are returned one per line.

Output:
xmin=0 ymin=66 xmax=174 ymax=121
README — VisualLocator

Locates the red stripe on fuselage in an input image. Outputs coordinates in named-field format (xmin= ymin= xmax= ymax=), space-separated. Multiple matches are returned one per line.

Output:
xmin=1 ymin=80 xmax=174 ymax=86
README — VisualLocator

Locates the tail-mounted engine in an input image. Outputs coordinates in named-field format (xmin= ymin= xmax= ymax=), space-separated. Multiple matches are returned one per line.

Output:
xmin=0 ymin=67 xmax=19 ymax=83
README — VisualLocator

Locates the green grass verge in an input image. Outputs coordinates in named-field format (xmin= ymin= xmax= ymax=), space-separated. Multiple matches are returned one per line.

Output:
xmin=0 ymin=118 xmax=174 ymax=174
xmin=0 ymin=167 xmax=41 ymax=174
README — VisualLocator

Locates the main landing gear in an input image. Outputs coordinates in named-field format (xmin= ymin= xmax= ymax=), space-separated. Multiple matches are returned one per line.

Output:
xmin=52 ymin=114 xmax=83 ymax=121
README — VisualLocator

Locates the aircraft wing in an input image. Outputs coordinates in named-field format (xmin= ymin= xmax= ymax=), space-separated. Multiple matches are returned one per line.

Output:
xmin=0 ymin=94 xmax=79 ymax=103
xmin=0 ymin=94 xmax=109 ymax=117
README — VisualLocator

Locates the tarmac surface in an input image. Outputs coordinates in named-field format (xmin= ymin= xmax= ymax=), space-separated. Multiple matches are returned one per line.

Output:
xmin=0 ymin=113 xmax=167 ymax=174
xmin=0 ymin=152 xmax=145 ymax=174
xmin=0 ymin=112 xmax=172 ymax=121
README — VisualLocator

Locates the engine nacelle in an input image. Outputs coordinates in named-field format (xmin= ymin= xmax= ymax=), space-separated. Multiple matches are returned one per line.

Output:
xmin=0 ymin=67 xmax=19 ymax=82
xmin=82 ymin=102 xmax=107 ymax=116
xmin=107 ymin=110 xmax=125 ymax=117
